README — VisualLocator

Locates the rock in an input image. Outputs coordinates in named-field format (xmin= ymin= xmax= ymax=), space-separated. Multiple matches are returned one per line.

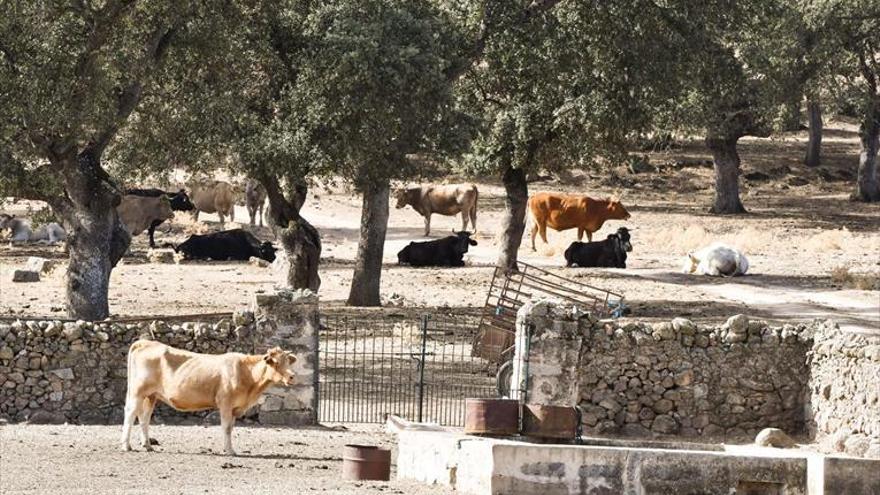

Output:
xmin=12 ymin=270 xmax=40 ymax=282
xmin=232 ymin=310 xmax=255 ymax=327
xmin=27 ymin=411 xmax=67 ymax=425
xmin=725 ymin=314 xmax=750 ymax=334
xmin=50 ymin=368 xmax=74 ymax=380
xmin=148 ymin=249 xmax=176 ymax=264
xmin=25 ymin=257 xmax=57 ymax=274
xmin=0 ymin=346 xmax=13 ymax=360
xmin=249 ymin=256 xmax=270 ymax=268
xmin=599 ymin=399 xmax=622 ymax=413
xmin=671 ymin=318 xmax=696 ymax=335
xmin=755 ymin=428 xmax=797 ymax=448
xmin=843 ymin=434 xmax=871 ymax=457
xmin=653 ymin=399 xmax=674 ymax=414
xmin=651 ymin=414 xmax=678 ymax=434
xmin=673 ymin=369 xmax=694 ymax=387
xmin=621 ymin=423 xmax=651 ymax=436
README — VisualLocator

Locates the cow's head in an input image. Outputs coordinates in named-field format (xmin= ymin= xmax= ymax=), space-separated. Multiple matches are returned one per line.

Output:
xmin=681 ymin=252 xmax=699 ymax=274
xmin=263 ymin=347 xmax=297 ymax=386
xmin=397 ymin=243 xmax=412 ymax=264
xmin=0 ymin=213 xmax=13 ymax=230
xmin=616 ymin=227 xmax=633 ymax=252
xmin=259 ymin=241 xmax=277 ymax=262
xmin=606 ymin=198 xmax=631 ymax=220
xmin=392 ymin=187 xmax=414 ymax=209
xmin=454 ymin=231 xmax=478 ymax=253
xmin=169 ymin=190 xmax=196 ymax=212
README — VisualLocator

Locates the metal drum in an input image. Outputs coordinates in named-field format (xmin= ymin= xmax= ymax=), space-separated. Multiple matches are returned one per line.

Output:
xmin=464 ymin=398 xmax=519 ymax=435
xmin=521 ymin=404 xmax=579 ymax=439
xmin=342 ymin=444 xmax=391 ymax=481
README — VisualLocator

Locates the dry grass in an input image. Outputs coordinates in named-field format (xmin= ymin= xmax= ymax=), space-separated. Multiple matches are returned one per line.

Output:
xmin=830 ymin=266 xmax=880 ymax=291
xmin=802 ymin=228 xmax=855 ymax=252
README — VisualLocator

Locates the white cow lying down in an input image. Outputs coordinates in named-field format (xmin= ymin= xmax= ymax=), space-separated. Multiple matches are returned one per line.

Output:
xmin=121 ymin=340 xmax=297 ymax=455
xmin=682 ymin=243 xmax=749 ymax=277
xmin=0 ymin=214 xmax=66 ymax=244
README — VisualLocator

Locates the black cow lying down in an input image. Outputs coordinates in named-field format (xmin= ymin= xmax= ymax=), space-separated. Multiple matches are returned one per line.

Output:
xmin=564 ymin=227 xmax=632 ymax=268
xmin=398 ymin=231 xmax=477 ymax=267
xmin=169 ymin=229 xmax=277 ymax=262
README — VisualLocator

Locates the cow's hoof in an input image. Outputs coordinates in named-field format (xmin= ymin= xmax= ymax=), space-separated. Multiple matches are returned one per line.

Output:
xmin=121 ymin=444 xmax=132 ymax=452
xmin=225 ymin=450 xmax=238 ymax=457
xmin=142 ymin=443 xmax=154 ymax=452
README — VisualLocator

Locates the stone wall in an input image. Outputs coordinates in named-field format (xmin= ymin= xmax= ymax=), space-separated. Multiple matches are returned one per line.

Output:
xmin=0 ymin=290 xmax=318 ymax=426
xmin=809 ymin=323 xmax=880 ymax=458
xmin=514 ymin=300 xmax=816 ymax=441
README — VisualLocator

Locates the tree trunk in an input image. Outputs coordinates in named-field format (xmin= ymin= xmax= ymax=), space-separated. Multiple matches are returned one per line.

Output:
xmin=496 ymin=166 xmax=528 ymax=272
xmin=261 ymin=176 xmax=321 ymax=291
xmin=855 ymin=113 xmax=880 ymax=202
xmin=804 ymin=100 xmax=822 ymax=168
xmin=706 ymin=136 xmax=747 ymax=214
xmin=347 ymin=179 xmax=390 ymax=307
xmin=60 ymin=150 xmax=131 ymax=320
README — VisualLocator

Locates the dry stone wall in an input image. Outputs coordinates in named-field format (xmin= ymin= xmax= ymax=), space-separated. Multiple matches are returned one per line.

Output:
xmin=0 ymin=290 xmax=318 ymax=426
xmin=809 ymin=323 xmax=880 ymax=459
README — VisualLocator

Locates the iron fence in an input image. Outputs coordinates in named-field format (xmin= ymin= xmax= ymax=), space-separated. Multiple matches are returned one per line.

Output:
xmin=318 ymin=311 xmax=496 ymax=426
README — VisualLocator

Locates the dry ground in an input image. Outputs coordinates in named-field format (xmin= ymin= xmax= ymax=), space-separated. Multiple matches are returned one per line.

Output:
xmin=0 ymin=423 xmax=451 ymax=495
xmin=0 ymin=121 xmax=878 ymax=332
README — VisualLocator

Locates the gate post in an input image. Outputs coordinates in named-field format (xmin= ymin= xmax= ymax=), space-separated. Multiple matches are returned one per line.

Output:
xmin=417 ymin=314 xmax=429 ymax=423
xmin=252 ymin=289 xmax=320 ymax=425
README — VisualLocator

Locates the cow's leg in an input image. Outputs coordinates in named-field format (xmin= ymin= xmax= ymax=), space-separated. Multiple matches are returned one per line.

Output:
xmin=587 ymin=231 xmax=593 ymax=242
xmin=424 ymin=214 xmax=431 ymax=237
xmin=539 ymin=223 xmax=548 ymax=245
xmin=258 ymin=205 xmax=263 ymax=227
xmin=470 ymin=205 xmax=477 ymax=234
xmin=530 ymin=223 xmax=539 ymax=251
xmin=219 ymin=407 xmax=237 ymax=456
xmin=194 ymin=210 xmax=200 ymax=222
xmin=120 ymin=393 xmax=141 ymax=452
xmin=248 ymin=206 xmax=256 ymax=226
xmin=577 ymin=227 xmax=584 ymax=241
xmin=218 ymin=212 xmax=225 ymax=224
xmin=461 ymin=211 xmax=468 ymax=232
xmin=229 ymin=206 xmax=235 ymax=223
xmin=138 ymin=396 xmax=156 ymax=451
xmin=148 ymin=222 xmax=158 ymax=248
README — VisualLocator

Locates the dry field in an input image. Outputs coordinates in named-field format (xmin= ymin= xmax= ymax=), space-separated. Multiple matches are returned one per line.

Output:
xmin=0 ymin=423 xmax=452 ymax=495
xmin=0 ymin=122 xmax=878 ymax=333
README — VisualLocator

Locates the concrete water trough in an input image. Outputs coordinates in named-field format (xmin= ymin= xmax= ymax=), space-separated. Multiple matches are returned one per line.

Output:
xmin=395 ymin=424 xmax=880 ymax=495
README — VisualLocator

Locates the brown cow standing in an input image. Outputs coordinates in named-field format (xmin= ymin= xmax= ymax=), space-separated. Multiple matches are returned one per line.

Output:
xmin=190 ymin=180 xmax=236 ymax=223
xmin=394 ymin=184 xmax=478 ymax=236
xmin=528 ymin=192 xmax=631 ymax=250
xmin=117 ymin=195 xmax=174 ymax=237
xmin=121 ymin=340 xmax=296 ymax=455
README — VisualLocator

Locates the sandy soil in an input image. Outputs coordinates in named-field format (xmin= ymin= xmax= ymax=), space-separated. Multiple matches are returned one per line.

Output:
xmin=0 ymin=423 xmax=450 ymax=495
xmin=0 ymin=122 xmax=878 ymax=332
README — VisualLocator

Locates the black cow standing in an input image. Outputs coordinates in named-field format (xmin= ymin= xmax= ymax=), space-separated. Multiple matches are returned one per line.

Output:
xmin=170 ymin=229 xmax=277 ymax=262
xmin=397 ymin=231 xmax=477 ymax=267
xmin=564 ymin=227 xmax=632 ymax=268
xmin=125 ymin=188 xmax=196 ymax=248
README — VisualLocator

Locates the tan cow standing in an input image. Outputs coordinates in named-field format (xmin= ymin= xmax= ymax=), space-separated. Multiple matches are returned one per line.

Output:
xmin=528 ymin=192 xmax=631 ymax=250
xmin=121 ymin=340 xmax=296 ymax=455
xmin=190 ymin=180 xmax=236 ymax=223
xmin=394 ymin=183 xmax=478 ymax=236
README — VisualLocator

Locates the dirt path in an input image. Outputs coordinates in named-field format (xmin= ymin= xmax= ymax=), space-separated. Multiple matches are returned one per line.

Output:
xmin=0 ymin=423 xmax=450 ymax=495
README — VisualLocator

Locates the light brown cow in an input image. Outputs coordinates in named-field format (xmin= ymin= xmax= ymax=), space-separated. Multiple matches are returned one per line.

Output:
xmin=245 ymin=179 xmax=267 ymax=227
xmin=528 ymin=192 xmax=631 ymax=250
xmin=394 ymin=184 xmax=478 ymax=236
xmin=120 ymin=340 xmax=296 ymax=455
xmin=190 ymin=180 xmax=236 ymax=223
xmin=117 ymin=195 xmax=174 ymax=236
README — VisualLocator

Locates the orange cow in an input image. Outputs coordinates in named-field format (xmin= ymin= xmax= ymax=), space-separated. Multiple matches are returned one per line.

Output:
xmin=528 ymin=192 xmax=631 ymax=250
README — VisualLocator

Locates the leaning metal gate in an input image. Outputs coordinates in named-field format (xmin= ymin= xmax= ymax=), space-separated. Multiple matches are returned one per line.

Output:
xmin=318 ymin=311 xmax=497 ymax=426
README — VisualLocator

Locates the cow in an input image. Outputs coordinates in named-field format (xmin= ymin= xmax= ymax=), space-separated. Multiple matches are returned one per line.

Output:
xmin=528 ymin=192 xmax=631 ymax=250
xmin=564 ymin=227 xmax=633 ymax=268
xmin=682 ymin=243 xmax=749 ymax=277
xmin=124 ymin=188 xmax=195 ymax=248
xmin=0 ymin=213 xmax=66 ymax=244
xmin=169 ymin=228 xmax=276 ymax=262
xmin=190 ymin=180 xmax=236 ymax=223
xmin=245 ymin=180 xmax=267 ymax=227
xmin=121 ymin=340 xmax=297 ymax=455
xmin=397 ymin=231 xmax=477 ymax=267
xmin=117 ymin=195 xmax=174 ymax=246
xmin=393 ymin=184 xmax=478 ymax=236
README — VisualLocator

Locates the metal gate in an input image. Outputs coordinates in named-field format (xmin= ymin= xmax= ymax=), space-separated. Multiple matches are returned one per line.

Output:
xmin=318 ymin=311 xmax=496 ymax=426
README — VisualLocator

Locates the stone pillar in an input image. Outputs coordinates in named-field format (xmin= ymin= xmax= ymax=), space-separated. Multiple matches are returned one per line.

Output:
xmin=510 ymin=299 xmax=587 ymax=407
xmin=252 ymin=289 xmax=319 ymax=425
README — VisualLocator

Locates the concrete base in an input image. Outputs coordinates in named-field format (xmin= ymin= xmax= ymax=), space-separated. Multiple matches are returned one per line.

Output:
xmin=397 ymin=426 xmax=880 ymax=495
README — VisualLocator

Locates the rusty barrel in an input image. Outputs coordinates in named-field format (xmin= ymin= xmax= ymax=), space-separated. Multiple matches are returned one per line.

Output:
xmin=521 ymin=404 xmax=579 ymax=439
xmin=464 ymin=398 xmax=519 ymax=435
xmin=342 ymin=444 xmax=391 ymax=481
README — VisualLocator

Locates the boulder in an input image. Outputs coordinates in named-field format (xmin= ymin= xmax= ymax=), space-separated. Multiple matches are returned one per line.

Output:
xmin=724 ymin=314 xmax=750 ymax=334
xmin=651 ymin=414 xmax=678 ymax=434
xmin=755 ymin=428 xmax=797 ymax=448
